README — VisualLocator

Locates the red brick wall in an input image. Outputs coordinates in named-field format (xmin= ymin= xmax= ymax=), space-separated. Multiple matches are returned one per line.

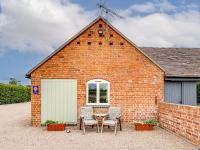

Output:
xmin=159 ymin=102 xmax=200 ymax=146
xmin=30 ymin=18 xmax=164 ymax=126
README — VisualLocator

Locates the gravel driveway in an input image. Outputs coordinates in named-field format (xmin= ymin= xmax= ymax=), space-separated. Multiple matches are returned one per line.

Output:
xmin=0 ymin=102 xmax=198 ymax=150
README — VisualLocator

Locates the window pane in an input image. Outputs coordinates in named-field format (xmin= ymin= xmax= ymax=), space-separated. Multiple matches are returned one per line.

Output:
xmin=100 ymin=83 xmax=108 ymax=103
xmin=88 ymin=83 xmax=97 ymax=103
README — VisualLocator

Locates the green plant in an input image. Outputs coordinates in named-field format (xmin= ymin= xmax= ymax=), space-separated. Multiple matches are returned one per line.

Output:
xmin=45 ymin=120 xmax=64 ymax=125
xmin=143 ymin=119 xmax=157 ymax=125
xmin=0 ymin=84 xmax=30 ymax=105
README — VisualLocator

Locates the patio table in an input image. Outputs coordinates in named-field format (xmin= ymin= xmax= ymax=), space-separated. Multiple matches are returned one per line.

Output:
xmin=94 ymin=113 xmax=108 ymax=118
xmin=94 ymin=113 xmax=108 ymax=126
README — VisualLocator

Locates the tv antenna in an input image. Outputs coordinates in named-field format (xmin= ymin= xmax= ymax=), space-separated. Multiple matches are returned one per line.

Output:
xmin=97 ymin=1 xmax=123 ymax=19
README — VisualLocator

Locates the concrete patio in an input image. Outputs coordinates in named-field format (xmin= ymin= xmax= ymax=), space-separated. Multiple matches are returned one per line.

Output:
xmin=0 ymin=102 xmax=198 ymax=150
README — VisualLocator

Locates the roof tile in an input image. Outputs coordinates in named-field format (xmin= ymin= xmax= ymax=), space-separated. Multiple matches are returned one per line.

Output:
xmin=140 ymin=47 xmax=200 ymax=77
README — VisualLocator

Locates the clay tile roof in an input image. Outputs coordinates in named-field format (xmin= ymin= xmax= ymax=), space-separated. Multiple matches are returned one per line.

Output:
xmin=140 ymin=47 xmax=200 ymax=77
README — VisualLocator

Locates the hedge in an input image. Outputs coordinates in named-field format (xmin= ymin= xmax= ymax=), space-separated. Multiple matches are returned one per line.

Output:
xmin=0 ymin=84 xmax=31 ymax=105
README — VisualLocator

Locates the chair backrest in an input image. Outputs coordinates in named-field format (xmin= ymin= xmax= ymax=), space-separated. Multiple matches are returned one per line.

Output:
xmin=80 ymin=107 xmax=93 ymax=120
xmin=108 ymin=107 xmax=121 ymax=121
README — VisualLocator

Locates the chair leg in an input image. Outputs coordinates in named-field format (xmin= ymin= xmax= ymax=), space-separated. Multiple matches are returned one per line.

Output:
xmin=101 ymin=123 xmax=104 ymax=133
xmin=114 ymin=123 xmax=117 ymax=135
xmin=119 ymin=118 xmax=122 ymax=131
xmin=83 ymin=122 xmax=85 ymax=135
xmin=80 ymin=118 xmax=82 ymax=130
xmin=97 ymin=124 xmax=99 ymax=133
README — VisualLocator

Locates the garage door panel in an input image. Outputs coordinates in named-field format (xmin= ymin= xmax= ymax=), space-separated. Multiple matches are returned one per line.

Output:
xmin=41 ymin=79 xmax=77 ymax=124
xmin=66 ymin=80 xmax=77 ymax=123
xmin=164 ymin=81 xmax=182 ymax=104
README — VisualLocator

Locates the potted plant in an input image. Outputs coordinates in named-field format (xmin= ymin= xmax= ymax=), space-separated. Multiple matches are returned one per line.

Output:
xmin=134 ymin=119 xmax=156 ymax=131
xmin=45 ymin=120 xmax=66 ymax=131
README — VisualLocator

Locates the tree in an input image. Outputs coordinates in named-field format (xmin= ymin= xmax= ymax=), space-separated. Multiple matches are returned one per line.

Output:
xmin=9 ymin=78 xmax=19 ymax=85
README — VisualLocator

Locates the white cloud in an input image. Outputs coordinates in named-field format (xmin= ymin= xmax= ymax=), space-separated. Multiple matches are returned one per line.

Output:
xmin=0 ymin=0 xmax=95 ymax=55
xmin=113 ymin=10 xmax=200 ymax=47
xmin=157 ymin=0 xmax=176 ymax=12
xmin=130 ymin=0 xmax=176 ymax=13
xmin=0 ymin=0 xmax=200 ymax=55
xmin=131 ymin=2 xmax=156 ymax=13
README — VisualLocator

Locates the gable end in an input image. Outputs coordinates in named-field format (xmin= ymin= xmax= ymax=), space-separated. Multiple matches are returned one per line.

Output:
xmin=26 ymin=16 xmax=165 ymax=78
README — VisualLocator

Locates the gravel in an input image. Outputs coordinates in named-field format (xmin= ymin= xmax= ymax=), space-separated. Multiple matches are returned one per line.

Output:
xmin=0 ymin=102 xmax=198 ymax=150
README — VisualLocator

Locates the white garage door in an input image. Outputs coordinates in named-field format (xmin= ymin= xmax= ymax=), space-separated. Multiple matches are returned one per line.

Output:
xmin=41 ymin=79 xmax=77 ymax=124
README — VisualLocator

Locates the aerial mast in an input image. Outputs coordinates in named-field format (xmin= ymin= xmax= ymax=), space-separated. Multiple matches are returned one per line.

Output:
xmin=96 ymin=1 xmax=123 ymax=19
xmin=95 ymin=1 xmax=123 ymax=40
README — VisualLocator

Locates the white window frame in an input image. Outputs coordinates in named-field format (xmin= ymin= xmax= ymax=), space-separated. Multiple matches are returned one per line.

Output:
xmin=86 ymin=79 xmax=110 ymax=106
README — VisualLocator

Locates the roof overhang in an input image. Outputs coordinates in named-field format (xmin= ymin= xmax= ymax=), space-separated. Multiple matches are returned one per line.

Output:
xmin=165 ymin=76 xmax=200 ymax=81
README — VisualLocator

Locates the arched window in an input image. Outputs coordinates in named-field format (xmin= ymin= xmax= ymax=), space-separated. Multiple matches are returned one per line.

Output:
xmin=86 ymin=79 xmax=110 ymax=105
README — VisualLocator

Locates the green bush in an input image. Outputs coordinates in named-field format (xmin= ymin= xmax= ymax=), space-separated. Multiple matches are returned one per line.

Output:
xmin=0 ymin=84 xmax=31 ymax=105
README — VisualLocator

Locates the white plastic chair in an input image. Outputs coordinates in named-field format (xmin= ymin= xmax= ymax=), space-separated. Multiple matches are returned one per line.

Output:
xmin=101 ymin=107 xmax=121 ymax=135
xmin=80 ymin=107 xmax=99 ymax=134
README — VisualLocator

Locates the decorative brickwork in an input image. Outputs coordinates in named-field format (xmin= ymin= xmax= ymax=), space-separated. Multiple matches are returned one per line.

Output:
xmin=159 ymin=102 xmax=200 ymax=146
xmin=30 ymin=18 xmax=164 ymax=126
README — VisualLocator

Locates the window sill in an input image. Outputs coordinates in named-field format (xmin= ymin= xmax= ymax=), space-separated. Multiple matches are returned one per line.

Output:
xmin=86 ymin=104 xmax=110 ymax=108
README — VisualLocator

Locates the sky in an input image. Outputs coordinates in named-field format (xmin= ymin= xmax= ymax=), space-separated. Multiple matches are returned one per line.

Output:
xmin=0 ymin=0 xmax=200 ymax=85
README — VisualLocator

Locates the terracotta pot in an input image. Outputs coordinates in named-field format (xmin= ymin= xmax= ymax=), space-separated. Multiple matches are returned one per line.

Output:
xmin=47 ymin=124 xmax=66 ymax=131
xmin=134 ymin=123 xmax=154 ymax=131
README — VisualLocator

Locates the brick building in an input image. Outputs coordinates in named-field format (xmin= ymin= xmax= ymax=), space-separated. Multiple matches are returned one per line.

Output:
xmin=26 ymin=16 xmax=200 ymax=127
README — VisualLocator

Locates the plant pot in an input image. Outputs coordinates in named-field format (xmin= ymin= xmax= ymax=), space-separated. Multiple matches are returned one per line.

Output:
xmin=134 ymin=123 xmax=154 ymax=131
xmin=47 ymin=124 xmax=66 ymax=131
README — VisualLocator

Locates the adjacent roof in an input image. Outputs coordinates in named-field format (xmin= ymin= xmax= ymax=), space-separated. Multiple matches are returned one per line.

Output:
xmin=25 ymin=16 xmax=163 ymax=78
xmin=140 ymin=47 xmax=200 ymax=78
